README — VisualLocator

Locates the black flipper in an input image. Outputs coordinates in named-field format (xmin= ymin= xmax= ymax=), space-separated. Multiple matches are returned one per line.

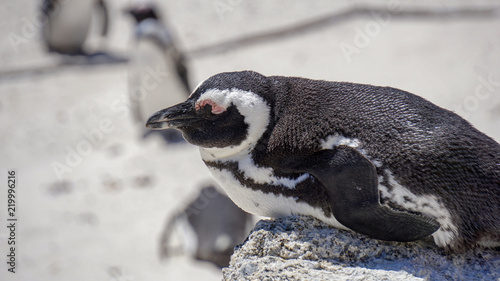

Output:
xmin=302 ymin=146 xmax=440 ymax=242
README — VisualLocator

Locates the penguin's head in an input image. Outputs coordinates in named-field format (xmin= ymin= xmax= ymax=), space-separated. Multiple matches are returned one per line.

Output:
xmin=146 ymin=71 xmax=273 ymax=157
xmin=126 ymin=3 xmax=160 ymax=23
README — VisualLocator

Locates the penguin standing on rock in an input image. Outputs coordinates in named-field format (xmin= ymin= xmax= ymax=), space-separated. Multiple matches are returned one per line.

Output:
xmin=127 ymin=2 xmax=190 ymax=142
xmin=41 ymin=0 xmax=109 ymax=55
xmin=146 ymin=71 xmax=500 ymax=252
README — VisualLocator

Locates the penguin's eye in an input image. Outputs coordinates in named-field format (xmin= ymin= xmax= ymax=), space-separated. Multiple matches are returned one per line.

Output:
xmin=195 ymin=100 xmax=227 ymax=116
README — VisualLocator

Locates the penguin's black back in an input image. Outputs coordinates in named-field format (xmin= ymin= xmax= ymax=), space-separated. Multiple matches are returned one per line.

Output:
xmin=259 ymin=74 xmax=499 ymax=249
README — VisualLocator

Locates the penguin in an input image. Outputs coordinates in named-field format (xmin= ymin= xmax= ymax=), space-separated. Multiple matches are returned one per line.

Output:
xmin=41 ymin=0 xmax=109 ymax=55
xmin=159 ymin=184 xmax=253 ymax=268
xmin=146 ymin=70 xmax=500 ymax=252
xmin=127 ymin=2 xmax=190 ymax=142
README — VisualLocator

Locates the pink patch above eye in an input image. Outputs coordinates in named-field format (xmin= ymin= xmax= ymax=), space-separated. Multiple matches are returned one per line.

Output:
xmin=195 ymin=99 xmax=227 ymax=114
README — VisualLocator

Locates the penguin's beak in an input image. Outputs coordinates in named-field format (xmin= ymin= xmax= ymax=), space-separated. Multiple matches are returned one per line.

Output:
xmin=146 ymin=101 xmax=199 ymax=130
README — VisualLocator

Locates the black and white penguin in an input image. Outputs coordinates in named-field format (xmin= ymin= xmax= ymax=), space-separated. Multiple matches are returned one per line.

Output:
xmin=41 ymin=0 xmax=109 ymax=55
xmin=159 ymin=185 xmax=253 ymax=268
xmin=127 ymin=2 xmax=190 ymax=140
xmin=146 ymin=71 xmax=500 ymax=252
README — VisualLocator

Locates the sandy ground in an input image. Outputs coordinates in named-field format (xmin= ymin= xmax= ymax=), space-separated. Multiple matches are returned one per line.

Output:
xmin=0 ymin=1 xmax=499 ymax=281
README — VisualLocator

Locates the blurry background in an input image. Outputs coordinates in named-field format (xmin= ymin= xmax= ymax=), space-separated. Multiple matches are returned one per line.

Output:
xmin=1 ymin=0 xmax=499 ymax=280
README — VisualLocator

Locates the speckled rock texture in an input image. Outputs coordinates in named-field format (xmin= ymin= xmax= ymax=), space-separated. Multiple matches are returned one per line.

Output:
xmin=223 ymin=216 xmax=500 ymax=281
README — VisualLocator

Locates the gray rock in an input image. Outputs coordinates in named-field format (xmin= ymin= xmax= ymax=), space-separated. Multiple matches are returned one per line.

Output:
xmin=223 ymin=216 xmax=500 ymax=281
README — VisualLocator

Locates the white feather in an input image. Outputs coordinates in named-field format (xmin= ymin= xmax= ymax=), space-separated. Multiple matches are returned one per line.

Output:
xmin=320 ymin=133 xmax=383 ymax=167
xmin=379 ymin=170 xmax=458 ymax=247
xmin=321 ymin=133 xmax=361 ymax=149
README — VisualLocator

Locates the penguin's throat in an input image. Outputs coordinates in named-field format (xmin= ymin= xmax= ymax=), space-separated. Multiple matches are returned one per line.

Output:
xmin=200 ymin=140 xmax=257 ymax=161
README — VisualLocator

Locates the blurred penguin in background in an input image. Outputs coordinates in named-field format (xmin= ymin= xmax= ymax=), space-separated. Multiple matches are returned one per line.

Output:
xmin=159 ymin=185 xmax=254 ymax=268
xmin=127 ymin=1 xmax=190 ymax=142
xmin=41 ymin=0 xmax=109 ymax=55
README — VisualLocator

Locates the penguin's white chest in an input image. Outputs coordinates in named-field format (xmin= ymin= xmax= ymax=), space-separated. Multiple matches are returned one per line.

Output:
xmin=204 ymin=165 xmax=348 ymax=231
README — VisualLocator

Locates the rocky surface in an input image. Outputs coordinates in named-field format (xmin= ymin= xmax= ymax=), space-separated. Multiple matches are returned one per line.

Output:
xmin=224 ymin=216 xmax=500 ymax=281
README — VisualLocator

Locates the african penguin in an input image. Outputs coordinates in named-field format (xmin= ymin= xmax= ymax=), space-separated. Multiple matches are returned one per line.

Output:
xmin=159 ymin=185 xmax=253 ymax=268
xmin=146 ymin=70 xmax=500 ymax=252
xmin=42 ymin=0 xmax=109 ymax=55
xmin=127 ymin=2 xmax=190 ymax=142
